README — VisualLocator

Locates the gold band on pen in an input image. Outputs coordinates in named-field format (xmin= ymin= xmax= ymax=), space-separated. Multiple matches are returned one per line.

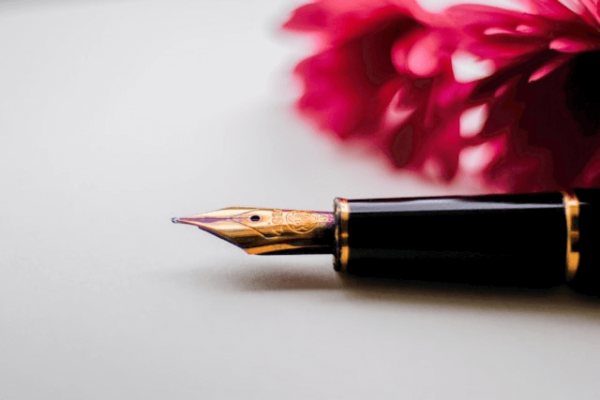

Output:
xmin=563 ymin=192 xmax=580 ymax=281
xmin=334 ymin=198 xmax=350 ymax=271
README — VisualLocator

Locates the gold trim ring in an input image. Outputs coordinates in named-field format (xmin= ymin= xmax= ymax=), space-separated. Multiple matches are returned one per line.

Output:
xmin=563 ymin=192 xmax=580 ymax=281
xmin=334 ymin=198 xmax=350 ymax=271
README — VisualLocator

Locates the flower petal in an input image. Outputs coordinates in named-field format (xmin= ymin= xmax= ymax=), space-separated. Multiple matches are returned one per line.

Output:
xmin=451 ymin=51 xmax=495 ymax=83
xmin=528 ymin=54 xmax=573 ymax=82
xmin=549 ymin=37 xmax=600 ymax=53
xmin=283 ymin=3 xmax=329 ymax=32
xmin=460 ymin=104 xmax=489 ymax=138
xmin=407 ymin=31 xmax=444 ymax=77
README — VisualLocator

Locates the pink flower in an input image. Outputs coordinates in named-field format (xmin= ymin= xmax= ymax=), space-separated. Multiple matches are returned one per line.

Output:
xmin=283 ymin=0 xmax=466 ymax=177
xmin=285 ymin=0 xmax=600 ymax=192
xmin=446 ymin=0 xmax=600 ymax=191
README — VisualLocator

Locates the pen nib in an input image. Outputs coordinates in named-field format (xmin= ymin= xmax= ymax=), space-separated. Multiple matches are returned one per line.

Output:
xmin=173 ymin=207 xmax=335 ymax=255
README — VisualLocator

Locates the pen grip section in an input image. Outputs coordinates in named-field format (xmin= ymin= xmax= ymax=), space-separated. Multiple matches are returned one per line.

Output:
xmin=341 ymin=193 xmax=567 ymax=287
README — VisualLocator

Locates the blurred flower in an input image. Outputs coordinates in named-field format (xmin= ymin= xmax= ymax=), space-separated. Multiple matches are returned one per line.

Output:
xmin=283 ymin=0 xmax=467 ymax=179
xmin=285 ymin=0 xmax=600 ymax=192
xmin=447 ymin=0 xmax=600 ymax=191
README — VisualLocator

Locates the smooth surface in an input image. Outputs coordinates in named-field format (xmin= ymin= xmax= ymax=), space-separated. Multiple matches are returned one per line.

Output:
xmin=346 ymin=194 xmax=566 ymax=286
xmin=1 ymin=1 xmax=599 ymax=399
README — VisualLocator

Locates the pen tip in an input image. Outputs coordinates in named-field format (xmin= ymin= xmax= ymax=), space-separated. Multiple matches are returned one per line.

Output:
xmin=171 ymin=217 xmax=180 ymax=224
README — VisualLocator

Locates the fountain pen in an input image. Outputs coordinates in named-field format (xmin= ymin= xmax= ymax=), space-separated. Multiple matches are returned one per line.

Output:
xmin=173 ymin=189 xmax=600 ymax=294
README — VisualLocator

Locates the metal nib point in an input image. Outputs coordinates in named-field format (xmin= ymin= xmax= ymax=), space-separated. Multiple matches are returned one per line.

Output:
xmin=172 ymin=207 xmax=335 ymax=255
xmin=171 ymin=217 xmax=180 ymax=224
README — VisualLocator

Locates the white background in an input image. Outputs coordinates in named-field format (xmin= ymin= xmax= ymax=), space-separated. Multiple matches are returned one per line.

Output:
xmin=1 ymin=1 xmax=599 ymax=399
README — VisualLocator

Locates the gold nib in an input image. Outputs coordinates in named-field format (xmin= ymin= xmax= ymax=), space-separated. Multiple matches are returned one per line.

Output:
xmin=173 ymin=207 xmax=335 ymax=255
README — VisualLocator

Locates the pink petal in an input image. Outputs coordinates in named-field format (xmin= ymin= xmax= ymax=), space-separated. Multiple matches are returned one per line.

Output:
xmin=549 ymin=37 xmax=599 ymax=53
xmin=390 ymin=29 xmax=424 ymax=74
xmin=459 ymin=104 xmax=489 ymax=138
xmin=451 ymin=51 xmax=495 ymax=83
xmin=515 ymin=24 xmax=537 ymax=33
xmin=528 ymin=55 xmax=573 ymax=82
xmin=483 ymin=27 xmax=515 ymax=35
xmin=446 ymin=4 xmax=546 ymax=37
xmin=555 ymin=0 xmax=585 ymax=15
xmin=575 ymin=153 xmax=600 ymax=186
xmin=283 ymin=3 xmax=329 ymax=31
xmin=522 ymin=0 xmax=586 ymax=20
xmin=407 ymin=32 xmax=443 ymax=77
xmin=459 ymin=142 xmax=498 ymax=174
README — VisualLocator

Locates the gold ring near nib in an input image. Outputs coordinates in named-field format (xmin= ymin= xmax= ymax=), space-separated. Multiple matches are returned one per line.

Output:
xmin=173 ymin=207 xmax=336 ymax=255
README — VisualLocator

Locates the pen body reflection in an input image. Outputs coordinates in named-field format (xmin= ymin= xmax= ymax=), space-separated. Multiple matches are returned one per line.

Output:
xmin=345 ymin=193 xmax=566 ymax=286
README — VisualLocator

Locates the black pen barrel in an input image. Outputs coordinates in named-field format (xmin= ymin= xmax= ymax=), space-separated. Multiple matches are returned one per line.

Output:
xmin=333 ymin=191 xmax=594 ymax=289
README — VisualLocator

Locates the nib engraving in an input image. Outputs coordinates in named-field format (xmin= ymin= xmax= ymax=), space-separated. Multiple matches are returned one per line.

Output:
xmin=172 ymin=207 xmax=335 ymax=255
